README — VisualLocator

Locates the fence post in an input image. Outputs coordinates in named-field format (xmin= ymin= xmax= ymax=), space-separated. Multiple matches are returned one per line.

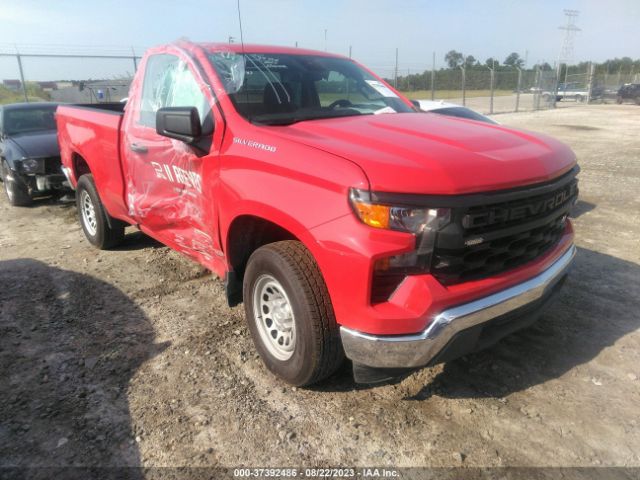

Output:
xmin=131 ymin=47 xmax=138 ymax=72
xmin=534 ymin=67 xmax=541 ymax=110
xmin=515 ymin=67 xmax=522 ymax=112
xmin=488 ymin=66 xmax=495 ymax=114
xmin=460 ymin=66 xmax=466 ymax=106
xmin=431 ymin=51 xmax=435 ymax=100
xmin=394 ymin=48 xmax=398 ymax=88
xmin=15 ymin=53 xmax=28 ymax=103
xmin=586 ymin=62 xmax=594 ymax=104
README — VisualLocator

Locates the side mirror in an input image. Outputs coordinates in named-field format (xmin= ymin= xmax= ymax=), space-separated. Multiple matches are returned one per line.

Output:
xmin=411 ymin=100 xmax=424 ymax=113
xmin=156 ymin=107 xmax=202 ymax=144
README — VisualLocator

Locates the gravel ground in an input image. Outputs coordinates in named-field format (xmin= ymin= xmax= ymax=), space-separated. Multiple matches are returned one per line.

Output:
xmin=0 ymin=104 xmax=639 ymax=474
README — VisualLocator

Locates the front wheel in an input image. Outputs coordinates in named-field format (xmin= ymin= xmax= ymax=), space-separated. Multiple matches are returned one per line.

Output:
xmin=1 ymin=160 xmax=32 ymax=207
xmin=243 ymin=241 xmax=344 ymax=386
xmin=76 ymin=174 xmax=124 ymax=249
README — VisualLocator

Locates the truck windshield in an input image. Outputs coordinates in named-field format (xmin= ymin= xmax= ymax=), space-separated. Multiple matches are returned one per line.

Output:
xmin=5 ymin=107 xmax=57 ymax=135
xmin=208 ymin=52 xmax=412 ymax=125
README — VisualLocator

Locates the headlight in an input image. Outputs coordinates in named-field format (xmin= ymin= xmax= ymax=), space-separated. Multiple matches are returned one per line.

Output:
xmin=349 ymin=188 xmax=450 ymax=235
xmin=20 ymin=158 xmax=41 ymax=173
xmin=350 ymin=188 xmax=451 ymax=302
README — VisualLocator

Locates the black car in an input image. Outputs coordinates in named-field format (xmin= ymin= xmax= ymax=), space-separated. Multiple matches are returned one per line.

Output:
xmin=0 ymin=102 xmax=70 ymax=206
xmin=617 ymin=83 xmax=640 ymax=105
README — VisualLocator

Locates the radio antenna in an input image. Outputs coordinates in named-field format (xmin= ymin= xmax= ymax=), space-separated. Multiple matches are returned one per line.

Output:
xmin=237 ymin=0 xmax=246 ymax=53
xmin=236 ymin=0 xmax=250 ymax=114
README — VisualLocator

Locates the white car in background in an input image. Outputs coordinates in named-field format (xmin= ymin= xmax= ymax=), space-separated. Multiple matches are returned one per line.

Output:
xmin=413 ymin=100 xmax=498 ymax=124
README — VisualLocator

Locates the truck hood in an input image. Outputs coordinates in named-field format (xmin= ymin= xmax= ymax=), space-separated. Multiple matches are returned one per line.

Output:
xmin=5 ymin=130 xmax=60 ymax=159
xmin=270 ymin=113 xmax=576 ymax=194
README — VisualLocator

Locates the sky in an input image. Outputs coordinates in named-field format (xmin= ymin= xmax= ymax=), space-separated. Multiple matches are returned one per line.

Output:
xmin=0 ymin=0 xmax=638 ymax=81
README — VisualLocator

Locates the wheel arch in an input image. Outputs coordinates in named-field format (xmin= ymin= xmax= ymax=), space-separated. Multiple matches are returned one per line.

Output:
xmin=223 ymin=210 xmax=321 ymax=307
xmin=71 ymin=152 xmax=92 ymax=184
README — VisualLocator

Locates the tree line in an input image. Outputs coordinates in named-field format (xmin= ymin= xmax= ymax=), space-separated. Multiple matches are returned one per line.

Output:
xmin=386 ymin=50 xmax=640 ymax=92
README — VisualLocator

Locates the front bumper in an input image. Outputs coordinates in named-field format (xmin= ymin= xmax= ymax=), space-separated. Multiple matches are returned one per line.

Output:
xmin=340 ymin=244 xmax=576 ymax=370
xmin=18 ymin=173 xmax=70 ymax=194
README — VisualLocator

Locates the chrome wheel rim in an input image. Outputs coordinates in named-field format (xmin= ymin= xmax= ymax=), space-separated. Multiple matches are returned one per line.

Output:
xmin=1 ymin=165 xmax=13 ymax=202
xmin=80 ymin=190 xmax=97 ymax=236
xmin=252 ymin=274 xmax=296 ymax=361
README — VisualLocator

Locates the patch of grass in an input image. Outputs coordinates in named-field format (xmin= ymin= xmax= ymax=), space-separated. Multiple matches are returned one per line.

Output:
xmin=0 ymin=83 xmax=50 ymax=105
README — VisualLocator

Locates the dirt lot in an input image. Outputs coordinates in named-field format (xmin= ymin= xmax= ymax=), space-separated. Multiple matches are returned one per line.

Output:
xmin=1 ymin=105 xmax=639 ymax=474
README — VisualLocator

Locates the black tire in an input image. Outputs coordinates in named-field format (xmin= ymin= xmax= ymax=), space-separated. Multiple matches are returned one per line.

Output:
xmin=1 ymin=160 xmax=32 ymax=207
xmin=243 ymin=240 xmax=344 ymax=386
xmin=616 ymin=96 xmax=623 ymax=104
xmin=76 ymin=174 xmax=124 ymax=249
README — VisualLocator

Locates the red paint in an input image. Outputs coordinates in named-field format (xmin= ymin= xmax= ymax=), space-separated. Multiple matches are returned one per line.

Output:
xmin=56 ymin=42 xmax=576 ymax=336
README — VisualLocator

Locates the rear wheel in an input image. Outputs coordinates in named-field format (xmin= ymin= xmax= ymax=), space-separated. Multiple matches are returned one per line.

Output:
xmin=243 ymin=241 xmax=344 ymax=386
xmin=76 ymin=174 xmax=124 ymax=249
xmin=1 ymin=160 xmax=32 ymax=207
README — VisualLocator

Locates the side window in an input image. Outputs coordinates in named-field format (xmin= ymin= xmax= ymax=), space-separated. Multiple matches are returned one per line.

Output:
xmin=138 ymin=54 xmax=209 ymax=128
xmin=165 ymin=62 xmax=208 ymax=123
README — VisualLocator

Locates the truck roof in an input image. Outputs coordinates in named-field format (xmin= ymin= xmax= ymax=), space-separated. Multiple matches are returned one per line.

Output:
xmin=197 ymin=42 xmax=346 ymax=59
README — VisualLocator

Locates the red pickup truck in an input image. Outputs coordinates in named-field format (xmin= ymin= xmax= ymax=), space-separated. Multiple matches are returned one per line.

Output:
xmin=56 ymin=42 xmax=578 ymax=385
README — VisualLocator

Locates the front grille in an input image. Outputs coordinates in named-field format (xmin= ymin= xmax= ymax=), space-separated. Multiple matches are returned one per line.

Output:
xmin=43 ymin=156 xmax=63 ymax=175
xmin=431 ymin=170 xmax=578 ymax=285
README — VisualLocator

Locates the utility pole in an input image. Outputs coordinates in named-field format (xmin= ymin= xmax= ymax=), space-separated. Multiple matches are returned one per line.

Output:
xmin=324 ymin=29 xmax=327 ymax=51
xmin=131 ymin=46 xmax=138 ymax=72
xmin=349 ymin=45 xmax=352 ymax=59
xmin=15 ymin=51 xmax=28 ymax=103
xmin=394 ymin=48 xmax=399 ymax=88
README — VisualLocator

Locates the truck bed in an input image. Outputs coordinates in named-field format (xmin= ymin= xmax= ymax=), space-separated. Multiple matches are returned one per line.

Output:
xmin=56 ymin=103 xmax=131 ymax=222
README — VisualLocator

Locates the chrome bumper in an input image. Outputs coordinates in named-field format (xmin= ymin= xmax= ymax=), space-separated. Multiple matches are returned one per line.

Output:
xmin=340 ymin=244 xmax=576 ymax=369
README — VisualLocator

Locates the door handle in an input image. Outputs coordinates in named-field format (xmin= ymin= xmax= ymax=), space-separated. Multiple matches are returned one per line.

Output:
xmin=129 ymin=143 xmax=148 ymax=154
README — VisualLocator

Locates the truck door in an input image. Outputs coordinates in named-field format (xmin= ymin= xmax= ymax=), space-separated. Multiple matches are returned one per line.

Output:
xmin=122 ymin=52 xmax=222 ymax=267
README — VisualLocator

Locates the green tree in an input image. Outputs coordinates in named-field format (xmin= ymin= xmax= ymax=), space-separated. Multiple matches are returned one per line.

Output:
xmin=485 ymin=57 xmax=499 ymax=68
xmin=464 ymin=55 xmax=477 ymax=68
xmin=504 ymin=52 xmax=524 ymax=68
xmin=445 ymin=50 xmax=464 ymax=69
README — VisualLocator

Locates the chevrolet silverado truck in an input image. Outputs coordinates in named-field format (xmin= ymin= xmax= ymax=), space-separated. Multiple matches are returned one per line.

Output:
xmin=56 ymin=42 xmax=578 ymax=385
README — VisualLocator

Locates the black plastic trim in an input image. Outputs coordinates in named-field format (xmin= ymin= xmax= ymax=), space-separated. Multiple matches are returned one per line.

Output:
xmin=367 ymin=165 xmax=580 ymax=208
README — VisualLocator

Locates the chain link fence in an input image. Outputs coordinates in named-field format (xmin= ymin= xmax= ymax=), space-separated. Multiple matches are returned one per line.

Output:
xmin=0 ymin=45 xmax=139 ymax=105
